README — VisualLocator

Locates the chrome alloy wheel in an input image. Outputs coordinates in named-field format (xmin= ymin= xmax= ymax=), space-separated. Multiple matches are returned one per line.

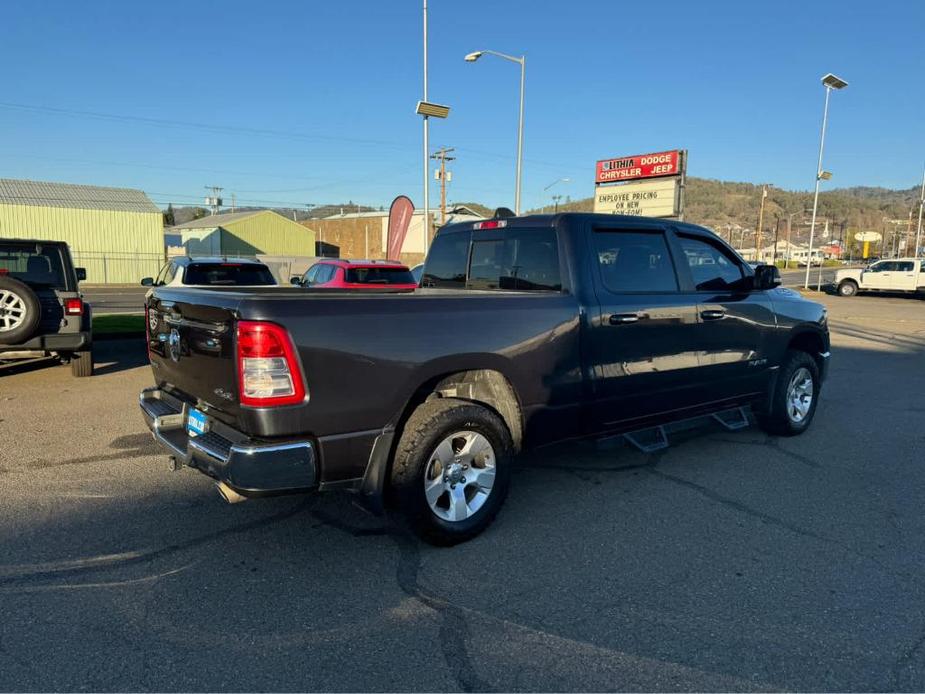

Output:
xmin=0 ymin=290 xmax=26 ymax=332
xmin=423 ymin=430 xmax=496 ymax=522
xmin=786 ymin=367 xmax=814 ymax=423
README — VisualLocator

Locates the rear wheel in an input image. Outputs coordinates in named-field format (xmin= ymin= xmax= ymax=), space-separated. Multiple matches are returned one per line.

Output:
xmin=838 ymin=280 xmax=858 ymax=297
xmin=758 ymin=350 xmax=820 ymax=436
xmin=70 ymin=347 xmax=94 ymax=377
xmin=390 ymin=397 xmax=512 ymax=545
xmin=0 ymin=276 xmax=41 ymax=344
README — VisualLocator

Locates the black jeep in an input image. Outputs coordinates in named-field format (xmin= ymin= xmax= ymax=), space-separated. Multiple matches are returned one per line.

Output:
xmin=0 ymin=239 xmax=93 ymax=376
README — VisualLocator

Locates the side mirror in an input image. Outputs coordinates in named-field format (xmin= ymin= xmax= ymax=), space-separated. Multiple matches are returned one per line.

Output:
xmin=289 ymin=276 xmax=303 ymax=286
xmin=140 ymin=277 xmax=154 ymax=287
xmin=75 ymin=267 xmax=87 ymax=281
xmin=753 ymin=264 xmax=781 ymax=290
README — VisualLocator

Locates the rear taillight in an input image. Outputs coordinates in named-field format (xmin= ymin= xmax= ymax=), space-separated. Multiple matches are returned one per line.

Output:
xmin=236 ymin=321 xmax=306 ymax=407
xmin=64 ymin=298 xmax=83 ymax=316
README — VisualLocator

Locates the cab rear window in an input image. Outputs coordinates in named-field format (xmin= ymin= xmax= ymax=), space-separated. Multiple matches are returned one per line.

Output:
xmin=183 ymin=263 xmax=276 ymax=286
xmin=345 ymin=267 xmax=415 ymax=284
xmin=422 ymin=229 xmax=561 ymax=291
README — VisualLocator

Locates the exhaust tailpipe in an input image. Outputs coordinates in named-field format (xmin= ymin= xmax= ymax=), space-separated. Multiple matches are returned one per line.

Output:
xmin=215 ymin=481 xmax=247 ymax=504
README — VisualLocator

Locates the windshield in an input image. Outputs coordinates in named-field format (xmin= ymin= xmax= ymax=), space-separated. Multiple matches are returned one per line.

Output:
xmin=0 ymin=242 xmax=67 ymax=287
xmin=183 ymin=263 xmax=276 ymax=286
xmin=345 ymin=267 xmax=415 ymax=284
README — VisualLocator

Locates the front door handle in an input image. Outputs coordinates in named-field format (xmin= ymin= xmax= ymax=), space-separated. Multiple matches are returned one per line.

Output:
xmin=701 ymin=309 xmax=726 ymax=321
xmin=609 ymin=312 xmax=641 ymax=325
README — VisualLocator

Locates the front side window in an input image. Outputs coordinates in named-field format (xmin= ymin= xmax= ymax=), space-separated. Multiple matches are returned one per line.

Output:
xmin=591 ymin=230 xmax=678 ymax=293
xmin=677 ymin=235 xmax=746 ymax=291
xmin=303 ymin=264 xmax=321 ymax=284
xmin=466 ymin=230 xmax=561 ymax=291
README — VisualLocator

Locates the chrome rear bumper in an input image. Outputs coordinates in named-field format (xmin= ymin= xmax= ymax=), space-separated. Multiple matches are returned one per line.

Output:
xmin=139 ymin=387 xmax=317 ymax=494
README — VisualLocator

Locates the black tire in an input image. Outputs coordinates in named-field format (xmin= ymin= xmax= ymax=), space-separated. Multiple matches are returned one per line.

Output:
xmin=838 ymin=280 xmax=858 ymax=297
xmin=390 ymin=397 xmax=513 ymax=546
xmin=70 ymin=347 xmax=94 ymax=377
xmin=758 ymin=350 xmax=820 ymax=436
xmin=0 ymin=276 xmax=41 ymax=345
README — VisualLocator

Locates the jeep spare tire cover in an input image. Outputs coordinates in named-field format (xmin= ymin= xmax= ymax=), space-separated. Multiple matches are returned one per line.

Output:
xmin=0 ymin=275 xmax=42 ymax=344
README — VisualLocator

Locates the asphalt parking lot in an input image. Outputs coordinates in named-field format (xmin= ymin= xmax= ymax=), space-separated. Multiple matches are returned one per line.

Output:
xmin=1 ymin=292 xmax=924 ymax=691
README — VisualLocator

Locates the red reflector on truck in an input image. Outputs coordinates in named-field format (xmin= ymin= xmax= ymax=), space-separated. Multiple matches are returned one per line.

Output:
xmin=236 ymin=321 xmax=306 ymax=407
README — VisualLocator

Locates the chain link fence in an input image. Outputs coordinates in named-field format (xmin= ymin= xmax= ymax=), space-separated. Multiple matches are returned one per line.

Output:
xmin=70 ymin=251 xmax=165 ymax=285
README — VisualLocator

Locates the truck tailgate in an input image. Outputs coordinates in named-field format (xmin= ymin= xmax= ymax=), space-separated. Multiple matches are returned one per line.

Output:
xmin=147 ymin=289 xmax=243 ymax=425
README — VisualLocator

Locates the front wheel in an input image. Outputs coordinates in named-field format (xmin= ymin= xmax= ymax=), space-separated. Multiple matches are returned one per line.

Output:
xmin=838 ymin=280 xmax=858 ymax=297
xmin=758 ymin=350 xmax=820 ymax=436
xmin=390 ymin=397 xmax=513 ymax=545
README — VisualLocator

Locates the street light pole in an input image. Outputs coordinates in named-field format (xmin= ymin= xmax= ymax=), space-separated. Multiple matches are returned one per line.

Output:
xmin=805 ymin=73 xmax=847 ymax=289
xmin=465 ymin=49 xmax=526 ymax=214
xmin=422 ymin=0 xmax=430 ymax=254
xmin=916 ymin=163 xmax=925 ymax=258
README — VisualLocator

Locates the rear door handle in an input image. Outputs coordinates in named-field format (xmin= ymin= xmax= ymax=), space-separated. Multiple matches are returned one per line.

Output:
xmin=609 ymin=312 xmax=642 ymax=325
xmin=700 ymin=309 xmax=726 ymax=321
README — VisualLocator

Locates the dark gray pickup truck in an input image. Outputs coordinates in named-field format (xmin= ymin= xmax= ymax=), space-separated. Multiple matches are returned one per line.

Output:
xmin=140 ymin=213 xmax=830 ymax=544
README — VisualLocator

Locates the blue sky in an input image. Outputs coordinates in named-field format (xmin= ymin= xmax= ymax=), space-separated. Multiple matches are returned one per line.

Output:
xmin=0 ymin=0 xmax=923 ymax=212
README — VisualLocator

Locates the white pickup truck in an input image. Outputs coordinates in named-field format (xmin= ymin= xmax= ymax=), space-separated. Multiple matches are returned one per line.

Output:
xmin=835 ymin=258 xmax=925 ymax=297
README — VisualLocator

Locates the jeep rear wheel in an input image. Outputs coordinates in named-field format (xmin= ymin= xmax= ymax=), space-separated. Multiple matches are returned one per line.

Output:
xmin=0 ymin=276 xmax=41 ymax=344
xmin=390 ymin=397 xmax=512 ymax=545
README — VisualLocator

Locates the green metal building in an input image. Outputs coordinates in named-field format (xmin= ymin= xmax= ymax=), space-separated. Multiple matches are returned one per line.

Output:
xmin=0 ymin=178 xmax=164 ymax=284
xmin=170 ymin=210 xmax=316 ymax=257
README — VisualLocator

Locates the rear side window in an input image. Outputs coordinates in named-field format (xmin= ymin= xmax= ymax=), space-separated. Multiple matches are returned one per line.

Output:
xmin=677 ymin=236 xmax=746 ymax=291
xmin=422 ymin=234 xmax=470 ymax=288
xmin=896 ymin=261 xmax=914 ymax=272
xmin=592 ymin=230 xmax=678 ymax=293
xmin=345 ymin=267 xmax=415 ymax=284
xmin=183 ymin=263 xmax=276 ymax=286
xmin=467 ymin=230 xmax=561 ymax=291
xmin=0 ymin=242 xmax=67 ymax=287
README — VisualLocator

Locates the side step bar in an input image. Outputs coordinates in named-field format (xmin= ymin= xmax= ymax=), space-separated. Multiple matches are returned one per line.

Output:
xmin=622 ymin=406 xmax=751 ymax=453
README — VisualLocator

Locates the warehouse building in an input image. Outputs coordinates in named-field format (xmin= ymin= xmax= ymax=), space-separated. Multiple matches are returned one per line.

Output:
xmin=0 ymin=178 xmax=164 ymax=284
xmin=170 ymin=209 xmax=315 ymax=258
xmin=307 ymin=206 xmax=482 ymax=265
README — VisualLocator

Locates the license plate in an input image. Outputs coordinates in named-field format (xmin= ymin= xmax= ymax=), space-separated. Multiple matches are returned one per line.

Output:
xmin=187 ymin=408 xmax=209 ymax=437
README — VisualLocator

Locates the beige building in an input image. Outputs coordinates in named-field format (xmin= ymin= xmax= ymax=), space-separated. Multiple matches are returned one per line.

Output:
xmin=0 ymin=178 xmax=164 ymax=284
xmin=170 ymin=209 xmax=316 ymax=257
xmin=307 ymin=207 xmax=482 ymax=266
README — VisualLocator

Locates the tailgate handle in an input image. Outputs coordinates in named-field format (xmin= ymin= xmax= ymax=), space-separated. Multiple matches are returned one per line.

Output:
xmin=701 ymin=309 xmax=726 ymax=321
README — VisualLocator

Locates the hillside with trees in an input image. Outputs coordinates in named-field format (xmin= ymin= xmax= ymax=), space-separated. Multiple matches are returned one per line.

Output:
xmin=528 ymin=178 xmax=923 ymax=252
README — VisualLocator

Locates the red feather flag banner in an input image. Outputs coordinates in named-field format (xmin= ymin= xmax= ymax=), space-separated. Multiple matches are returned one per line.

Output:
xmin=387 ymin=195 xmax=415 ymax=261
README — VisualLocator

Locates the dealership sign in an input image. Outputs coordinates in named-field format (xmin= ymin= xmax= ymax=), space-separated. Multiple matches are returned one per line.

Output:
xmin=593 ymin=148 xmax=686 ymax=219
xmin=593 ymin=177 xmax=680 ymax=217
xmin=595 ymin=150 xmax=680 ymax=184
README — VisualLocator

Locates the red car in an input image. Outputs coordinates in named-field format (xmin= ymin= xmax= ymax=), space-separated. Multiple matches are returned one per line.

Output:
xmin=296 ymin=259 xmax=418 ymax=290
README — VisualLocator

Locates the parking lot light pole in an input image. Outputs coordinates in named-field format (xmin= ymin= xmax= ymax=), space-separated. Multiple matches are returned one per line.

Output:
xmin=805 ymin=73 xmax=847 ymax=289
xmin=916 ymin=163 xmax=925 ymax=258
xmin=465 ymin=49 xmax=526 ymax=214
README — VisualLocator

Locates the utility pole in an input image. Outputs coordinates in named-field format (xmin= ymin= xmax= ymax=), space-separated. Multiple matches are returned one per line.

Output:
xmin=755 ymin=185 xmax=769 ymax=262
xmin=772 ymin=215 xmax=781 ymax=264
xmin=551 ymin=194 xmax=563 ymax=213
xmin=916 ymin=164 xmax=925 ymax=258
xmin=231 ymin=193 xmax=236 ymax=213
xmin=430 ymin=147 xmax=455 ymax=224
xmin=204 ymin=185 xmax=223 ymax=216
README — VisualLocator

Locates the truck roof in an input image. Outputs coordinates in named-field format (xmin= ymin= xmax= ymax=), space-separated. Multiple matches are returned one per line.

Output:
xmin=435 ymin=212 xmax=718 ymax=239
